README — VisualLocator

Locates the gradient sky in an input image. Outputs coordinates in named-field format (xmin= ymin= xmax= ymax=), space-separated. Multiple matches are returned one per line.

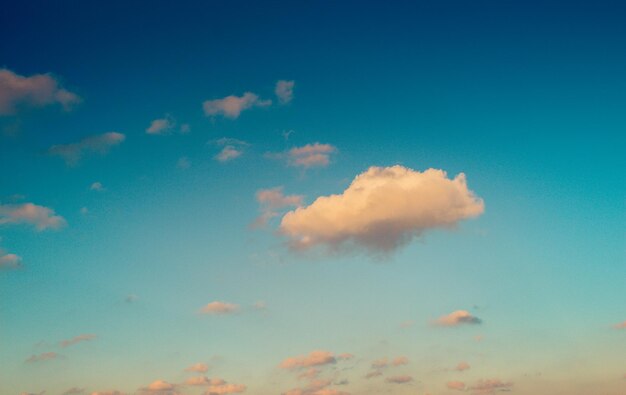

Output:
xmin=1 ymin=1 xmax=625 ymax=395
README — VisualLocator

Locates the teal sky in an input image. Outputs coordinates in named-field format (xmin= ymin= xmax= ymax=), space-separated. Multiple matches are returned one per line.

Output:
xmin=1 ymin=2 xmax=624 ymax=395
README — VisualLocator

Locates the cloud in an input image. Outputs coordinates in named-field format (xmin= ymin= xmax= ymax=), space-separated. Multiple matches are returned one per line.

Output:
xmin=468 ymin=379 xmax=513 ymax=394
xmin=48 ymin=132 xmax=125 ymax=166
xmin=200 ymin=301 xmax=240 ymax=315
xmin=364 ymin=371 xmax=382 ymax=379
xmin=613 ymin=321 xmax=626 ymax=329
xmin=0 ymin=203 xmax=66 ymax=231
xmin=213 ymin=137 xmax=249 ymax=163
xmin=456 ymin=361 xmax=471 ymax=371
xmin=447 ymin=381 xmax=466 ymax=390
xmin=177 ymin=157 xmax=191 ymax=169
xmin=0 ymin=68 xmax=81 ymax=115
xmin=186 ymin=363 xmax=210 ymax=373
xmin=252 ymin=187 xmax=303 ymax=228
xmin=434 ymin=310 xmax=482 ymax=327
xmin=90 ymin=182 xmax=104 ymax=191
xmin=279 ymin=166 xmax=484 ymax=253
xmin=203 ymin=92 xmax=271 ymax=119
xmin=125 ymin=294 xmax=139 ymax=303
xmin=275 ymin=80 xmax=295 ymax=104
xmin=391 ymin=356 xmax=408 ymax=366
xmin=147 ymin=116 xmax=174 ymax=135
xmin=60 ymin=334 xmax=97 ymax=348
xmin=26 ymin=352 xmax=58 ymax=363
xmin=204 ymin=382 xmax=246 ymax=395
xmin=385 ymin=375 xmax=413 ymax=384
xmin=139 ymin=380 xmax=181 ymax=395
xmin=283 ymin=379 xmax=349 ymax=395
xmin=289 ymin=143 xmax=336 ymax=168
xmin=280 ymin=351 xmax=337 ymax=370
xmin=90 ymin=391 xmax=125 ymax=395
xmin=62 ymin=388 xmax=85 ymax=395
xmin=0 ymin=249 xmax=22 ymax=270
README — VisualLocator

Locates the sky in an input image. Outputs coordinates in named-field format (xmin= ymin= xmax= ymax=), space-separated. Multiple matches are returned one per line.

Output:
xmin=0 ymin=1 xmax=625 ymax=395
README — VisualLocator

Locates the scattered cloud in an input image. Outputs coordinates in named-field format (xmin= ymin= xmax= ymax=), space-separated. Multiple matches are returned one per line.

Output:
xmin=253 ymin=301 xmax=267 ymax=310
xmin=0 ymin=249 xmax=22 ymax=270
xmin=63 ymin=388 xmax=85 ymax=395
xmin=468 ymin=379 xmax=513 ymax=394
xmin=146 ymin=115 xmax=188 ymax=135
xmin=279 ymin=166 xmax=484 ymax=254
xmin=125 ymin=294 xmax=139 ymax=303
xmin=275 ymin=80 xmax=295 ymax=104
xmin=200 ymin=301 xmax=240 ymax=315
xmin=613 ymin=321 xmax=626 ymax=329
xmin=80 ymin=207 xmax=89 ymax=215
xmin=456 ymin=361 xmax=471 ymax=371
xmin=90 ymin=182 xmax=104 ymax=191
xmin=48 ymin=132 xmax=125 ymax=166
xmin=364 ymin=371 xmax=382 ymax=379
xmin=184 ymin=377 xmax=246 ymax=394
xmin=283 ymin=378 xmax=348 ymax=395
xmin=252 ymin=187 xmax=303 ymax=228
xmin=26 ymin=352 xmax=58 ymax=363
xmin=203 ymin=92 xmax=271 ymax=119
xmin=434 ymin=310 xmax=482 ymax=327
xmin=0 ymin=203 xmax=66 ymax=231
xmin=185 ymin=363 xmax=210 ymax=373
xmin=385 ymin=375 xmax=413 ymax=384
xmin=280 ymin=351 xmax=337 ymax=370
xmin=213 ymin=137 xmax=249 ymax=163
xmin=60 ymin=334 xmax=97 ymax=348
xmin=90 ymin=391 xmax=126 ymax=395
xmin=0 ymin=68 xmax=81 ymax=115
xmin=139 ymin=380 xmax=180 ymax=395
xmin=447 ymin=381 xmax=466 ymax=390
xmin=177 ymin=157 xmax=191 ymax=169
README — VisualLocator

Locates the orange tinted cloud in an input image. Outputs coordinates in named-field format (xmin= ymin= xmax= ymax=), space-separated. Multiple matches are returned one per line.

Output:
xmin=434 ymin=310 xmax=482 ymax=327
xmin=280 ymin=351 xmax=337 ymax=369
xmin=200 ymin=301 xmax=239 ymax=315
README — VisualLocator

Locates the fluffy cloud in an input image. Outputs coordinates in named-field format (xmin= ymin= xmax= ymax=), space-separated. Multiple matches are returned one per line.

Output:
xmin=279 ymin=166 xmax=484 ymax=253
xmin=189 ymin=378 xmax=246 ymax=395
xmin=275 ymin=80 xmax=295 ymax=104
xmin=60 ymin=334 xmax=97 ymax=348
xmin=48 ymin=132 xmax=125 ymax=166
xmin=385 ymin=375 xmax=413 ymax=384
xmin=213 ymin=137 xmax=249 ymax=163
xmin=139 ymin=380 xmax=181 ymax=395
xmin=26 ymin=352 xmax=58 ymax=363
xmin=434 ymin=310 xmax=482 ymax=327
xmin=447 ymin=381 xmax=466 ymax=390
xmin=0 ymin=203 xmax=66 ymax=231
xmin=0 ymin=249 xmax=22 ymax=269
xmin=280 ymin=351 xmax=337 ymax=370
xmin=0 ymin=68 xmax=81 ymax=115
xmin=253 ymin=187 xmax=303 ymax=228
xmin=203 ymin=92 xmax=271 ymax=119
xmin=283 ymin=379 xmax=349 ymax=395
xmin=200 ymin=301 xmax=240 ymax=315
xmin=186 ymin=362 xmax=210 ymax=373
xmin=456 ymin=361 xmax=471 ymax=371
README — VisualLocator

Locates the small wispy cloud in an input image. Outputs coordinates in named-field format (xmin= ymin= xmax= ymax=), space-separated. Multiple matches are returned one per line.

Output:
xmin=90 ymin=182 xmax=105 ymax=191
xmin=280 ymin=350 xmax=337 ymax=370
xmin=275 ymin=80 xmax=295 ymax=104
xmin=48 ymin=132 xmax=125 ymax=166
xmin=252 ymin=187 xmax=303 ymax=228
xmin=185 ymin=362 xmax=209 ymax=373
xmin=146 ymin=115 xmax=189 ymax=135
xmin=212 ymin=137 xmax=249 ymax=163
xmin=26 ymin=352 xmax=58 ymax=363
xmin=59 ymin=334 xmax=97 ymax=348
xmin=385 ymin=375 xmax=413 ymax=384
xmin=0 ymin=249 xmax=22 ymax=270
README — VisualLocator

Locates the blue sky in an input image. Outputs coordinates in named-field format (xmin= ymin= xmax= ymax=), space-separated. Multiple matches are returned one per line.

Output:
xmin=1 ymin=1 xmax=625 ymax=395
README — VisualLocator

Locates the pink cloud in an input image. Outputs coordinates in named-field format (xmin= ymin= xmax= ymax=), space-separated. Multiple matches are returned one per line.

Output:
xmin=385 ymin=375 xmax=413 ymax=384
xmin=26 ymin=352 xmax=58 ymax=363
xmin=287 ymin=143 xmax=336 ymax=168
xmin=203 ymin=92 xmax=271 ymax=119
xmin=185 ymin=363 xmax=210 ymax=373
xmin=0 ymin=69 xmax=81 ymax=115
xmin=60 ymin=334 xmax=97 ymax=348
xmin=434 ymin=310 xmax=482 ymax=327
xmin=613 ymin=321 xmax=626 ymax=329
xmin=468 ymin=379 xmax=513 ymax=394
xmin=280 ymin=351 xmax=337 ymax=369
xmin=279 ymin=166 xmax=484 ymax=253
xmin=0 ymin=203 xmax=66 ymax=231
xmin=0 ymin=250 xmax=22 ymax=270
xmin=200 ymin=301 xmax=239 ymax=315
xmin=456 ymin=361 xmax=471 ymax=371
xmin=447 ymin=381 xmax=466 ymax=390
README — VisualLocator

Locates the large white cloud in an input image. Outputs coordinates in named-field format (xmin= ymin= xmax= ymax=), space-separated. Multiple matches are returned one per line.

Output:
xmin=279 ymin=166 xmax=484 ymax=253
xmin=0 ymin=69 xmax=81 ymax=115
